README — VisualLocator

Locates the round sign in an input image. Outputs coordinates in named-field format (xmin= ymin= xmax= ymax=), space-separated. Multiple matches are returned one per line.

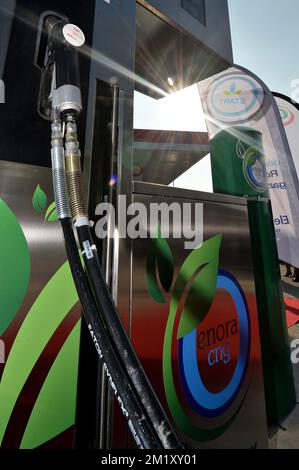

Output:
xmin=242 ymin=147 xmax=268 ymax=193
xmin=63 ymin=24 xmax=85 ymax=47
xmin=279 ymin=105 xmax=295 ymax=127
xmin=206 ymin=74 xmax=264 ymax=123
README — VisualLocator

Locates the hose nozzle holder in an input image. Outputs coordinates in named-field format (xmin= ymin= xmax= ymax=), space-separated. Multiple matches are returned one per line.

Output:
xmin=35 ymin=11 xmax=85 ymax=118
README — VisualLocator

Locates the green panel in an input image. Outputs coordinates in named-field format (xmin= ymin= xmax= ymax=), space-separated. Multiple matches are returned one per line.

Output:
xmin=0 ymin=261 xmax=79 ymax=445
xmin=248 ymin=200 xmax=296 ymax=424
xmin=0 ymin=199 xmax=30 ymax=336
xmin=210 ymin=127 xmax=269 ymax=198
xmin=210 ymin=126 xmax=295 ymax=424
xmin=20 ymin=321 xmax=81 ymax=449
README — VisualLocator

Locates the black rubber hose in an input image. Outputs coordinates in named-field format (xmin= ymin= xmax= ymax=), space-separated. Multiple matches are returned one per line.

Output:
xmin=60 ymin=217 xmax=162 ymax=449
xmin=76 ymin=224 xmax=183 ymax=450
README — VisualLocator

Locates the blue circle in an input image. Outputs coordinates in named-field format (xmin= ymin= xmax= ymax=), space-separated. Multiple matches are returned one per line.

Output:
xmin=178 ymin=270 xmax=250 ymax=418
xmin=248 ymin=157 xmax=265 ymax=188
xmin=247 ymin=155 xmax=266 ymax=189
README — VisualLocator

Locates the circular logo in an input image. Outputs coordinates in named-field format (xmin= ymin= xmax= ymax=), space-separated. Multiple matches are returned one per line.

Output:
xmin=206 ymin=75 xmax=264 ymax=123
xmin=242 ymin=146 xmax=268 ymax=192
xmin=63 ymin=24 xmax=85 ymax=47
xmin=279 ymin=105 xmax=295 ymax=127
xmin=163 ymin=269 xmax=251 ymax=441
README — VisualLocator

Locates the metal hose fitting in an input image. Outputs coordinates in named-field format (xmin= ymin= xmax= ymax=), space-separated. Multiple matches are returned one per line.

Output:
xmin=65 ymin=153 xmax=88 ymax=221
xmin=51 ymin=112 xmax=71 ymax=219
xmin=64 ymin=117 xmax=88 ymax=224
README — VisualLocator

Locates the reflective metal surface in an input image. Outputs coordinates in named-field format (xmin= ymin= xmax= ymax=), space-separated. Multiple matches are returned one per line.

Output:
xmin=0 ymin=161 xmax=67 ymax=300
xmin=135 ymin=1 xmax=232 ymax=97
xmin=0 ymin=160 xmax=80 ymax=448
xmin=130 ymin=183 xmax=268 ymax=448
xmin=133 ymin=130 xmax=210 ymax=185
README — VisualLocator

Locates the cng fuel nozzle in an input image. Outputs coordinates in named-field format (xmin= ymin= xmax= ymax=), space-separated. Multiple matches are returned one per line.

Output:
xmin=35 ymin=12 xmax=87 ymax=223
xmin=35 ymin=12 xmax=85 ymax=119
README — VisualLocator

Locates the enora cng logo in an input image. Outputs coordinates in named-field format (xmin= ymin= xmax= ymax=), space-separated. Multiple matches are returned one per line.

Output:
xmin=147 ymin=232 xmax=251 ymax=441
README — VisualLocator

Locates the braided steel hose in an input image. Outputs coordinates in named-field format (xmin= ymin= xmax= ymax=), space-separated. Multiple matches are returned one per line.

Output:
xmin=64 ymin=116 xmax=88 ymax=224
xmin=51 ymin=111 xmax=71 ymax=219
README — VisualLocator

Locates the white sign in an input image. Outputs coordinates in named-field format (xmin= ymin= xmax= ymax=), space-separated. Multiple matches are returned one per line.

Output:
xmin=206 ymin=73 xmax=264 ymax=123
xmin=272 ymin=95 xmax=299 ymax=268
xmin=276 ymin=97 xmax=299 ymax=177
xmin=199 ymin=67 xmax=299 ymax=268
xmin=63 ymin=24 xmax=85 ymax=48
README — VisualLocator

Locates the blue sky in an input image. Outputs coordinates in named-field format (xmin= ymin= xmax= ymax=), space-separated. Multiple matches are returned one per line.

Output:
xmin=228 ymin=0 xmax=299 ymax=97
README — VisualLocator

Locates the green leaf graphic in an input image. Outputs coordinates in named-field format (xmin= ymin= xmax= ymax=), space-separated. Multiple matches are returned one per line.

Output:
xmin=44 ymin=201 xmax=58 ymax=223
xmin=176 ymin=234 xmax=222 ymax=339
xmin=234 ymin=90 xmax=242 ymax=95
xmin=20 ymin=321 xmax=81 ymax=449
xmin=32 ymin=185 xmax=47 ymax=214
xmin=0 ymin=261 xmax=79 ymax=445
xmin=244 ymin=147 xmax=258 ymax=166
xmin=146 ymin=226 xmax=174 ymax=304
xmin=0 ymin=199 xmax=30 ymax=336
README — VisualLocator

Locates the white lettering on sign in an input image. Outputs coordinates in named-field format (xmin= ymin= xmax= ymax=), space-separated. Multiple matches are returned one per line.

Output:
xmin=63 ymin=24 xmax=85 ymax=48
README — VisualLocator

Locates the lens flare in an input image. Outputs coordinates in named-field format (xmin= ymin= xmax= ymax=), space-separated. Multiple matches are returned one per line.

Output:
xmin=108 ymin=175 xmax=118 ymax=187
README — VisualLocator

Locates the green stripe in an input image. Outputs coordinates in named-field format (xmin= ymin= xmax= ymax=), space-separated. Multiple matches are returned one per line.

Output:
xmin=0 ymin=199 xmax=30 ymax=336
xmin=0 ymin=261 xmax=78 ymax=445
xmin=20 ymin=321 xmax=81 ymax=449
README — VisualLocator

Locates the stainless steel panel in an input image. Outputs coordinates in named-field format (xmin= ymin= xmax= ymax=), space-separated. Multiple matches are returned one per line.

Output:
xmin=0 ymin=0 xmax=16 ymax=79
xmin=83 ymin=0 xmax=137 ymax=448
xmin=0 ymin=161 xmax=67 ymax=306
xmin=133 ymin=131 xmax=210 ymax=185
xmin=133 ymin=181 xmax=248 ymax=206
xmin=138 ymin=0 xmax=233 ymax=64
xmin=130 ymin=188 xmax=268 ymax=448
xmin=135 ymin=2 xmax=231 ymax=98
xmin=0 ymin=160 xmax=80 ymax=449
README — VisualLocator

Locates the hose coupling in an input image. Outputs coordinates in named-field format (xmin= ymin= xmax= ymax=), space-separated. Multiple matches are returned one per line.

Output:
xmin=65 ymin=152 xmax=88 ymax=222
